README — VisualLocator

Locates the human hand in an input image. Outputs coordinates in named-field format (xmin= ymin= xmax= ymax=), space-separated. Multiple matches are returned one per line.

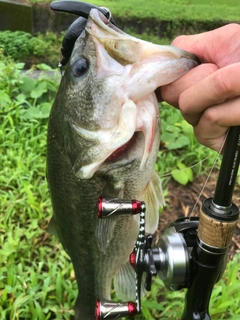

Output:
xmin=160 ymin=23 xmax=240 ymax=151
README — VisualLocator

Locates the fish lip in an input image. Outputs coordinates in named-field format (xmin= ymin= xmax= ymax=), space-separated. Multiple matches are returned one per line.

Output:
xmin=103 ymin=132 xmax=137 ymax=164
xmin=102 ymin=132 xmax=140 ymax=168
xmin=87 ymin=8 xmax=119 ymax=35
xmin=168 ymin=45 xmax=199 ymax=66
xmin=100 ymin=158 xmax=136 ymax=173
xmin=182 ymin=51 xmax=200 ymax=65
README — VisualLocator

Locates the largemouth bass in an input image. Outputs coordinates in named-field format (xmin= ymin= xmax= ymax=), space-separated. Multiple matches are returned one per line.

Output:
xmin=47 ymin=8 xmax=198 ymax=319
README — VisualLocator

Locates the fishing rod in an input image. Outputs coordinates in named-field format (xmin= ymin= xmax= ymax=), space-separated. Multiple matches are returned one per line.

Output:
xmin=181 ymin=126 xmax=240 ymax=320
xmin=96 ymin=126 xmax=240 ymax=319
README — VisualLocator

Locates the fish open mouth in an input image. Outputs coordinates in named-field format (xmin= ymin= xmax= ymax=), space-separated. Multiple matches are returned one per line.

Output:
xmin=69 ymin=9 xmax=199 ymax=180
xmin=71 ymin=95 xmax=158 ymax=179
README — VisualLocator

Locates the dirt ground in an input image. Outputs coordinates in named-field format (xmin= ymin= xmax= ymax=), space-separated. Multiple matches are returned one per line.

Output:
xmin=156 ymin=171 xmax=240 ymax=260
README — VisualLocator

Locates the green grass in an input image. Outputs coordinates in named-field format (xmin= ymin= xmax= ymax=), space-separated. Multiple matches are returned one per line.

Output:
xmin=0 ymin=54 xmax=77 ymax=319
xmin=19 ymin=0 xmax=240 ymax=22
xmin=25 ymin=0 xmax=240 ymax=8
xmin=78 ymin=0 xmax=240 ymax=22
xmin=0 ymin=29 xmax=239 ymax=320
xmin=180 ymin=0 xmax=239 ymax=5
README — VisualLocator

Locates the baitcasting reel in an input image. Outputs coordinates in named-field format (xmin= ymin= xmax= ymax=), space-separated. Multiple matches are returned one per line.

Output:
xmin=96 ymin=197 xmax=199 ymax=319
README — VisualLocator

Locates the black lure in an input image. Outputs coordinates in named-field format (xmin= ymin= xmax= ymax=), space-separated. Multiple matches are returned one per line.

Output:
xmin=50 ymin=1 xmax=116 ymax=66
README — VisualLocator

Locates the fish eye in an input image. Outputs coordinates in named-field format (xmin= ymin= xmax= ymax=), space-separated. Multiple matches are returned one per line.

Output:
xmin=71 ymin=58 xmax=89 ymax=77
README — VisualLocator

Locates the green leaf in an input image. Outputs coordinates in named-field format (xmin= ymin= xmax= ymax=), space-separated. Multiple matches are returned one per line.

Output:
xmin=22 ymin=103 xmax=51 ymax=119
xmin=167 ymin=136 xmax=190 ymax=150
xmin=16 ymin=93 xmax=26 ymax=102
xmin=171 ymin=162 xmax=193 ymax=185
xmin=30 ymin=82 xmax=47 ymax=99
xmin=176 ymin=136 xmax=190 ymax=147
xmin=0 ymin=90 xmax=11 ymax=106
xmin=20 ymin=76 xmax=36 ymax=92
xmin=166 ymin=112 xmax=180 ymax=125
xmin=39 ymin=102 xmax=51 ymax=117
xmin=0 ymin=61 xmax=6 ymax=70
xmin=172 ymin=169 xmax=189 ymax=185
xmin=15 ymin=62 xmax=25 ymax=70
xmin=161 ymin=132 xmax=173 ymax=143
xmin=22 ymin=107 xmax=42 ymax=119
xmin=37 ymin=63 xmax=53 ymax=71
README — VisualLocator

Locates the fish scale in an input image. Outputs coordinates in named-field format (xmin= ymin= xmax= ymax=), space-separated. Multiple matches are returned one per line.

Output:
xmin=47 ymin=7 xmax=199 ymax=319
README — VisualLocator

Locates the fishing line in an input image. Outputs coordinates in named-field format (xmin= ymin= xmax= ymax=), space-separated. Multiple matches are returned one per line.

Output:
xmin=189 ymin=130 xmax=229 ymax=218
xmin=189 ymin=153 xmax=219 ymax=218
xmin=158 ymin=130 xmax=229 ymax=218
xmin=159 ymin=154 xmax=214 ymax=179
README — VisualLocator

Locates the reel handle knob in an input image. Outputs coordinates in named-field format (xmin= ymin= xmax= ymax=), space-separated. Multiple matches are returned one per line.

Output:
xmin=96 ymin=300 xmax=137 ymax=319
xmin=98 ymin=196 xmax=144 ymax=218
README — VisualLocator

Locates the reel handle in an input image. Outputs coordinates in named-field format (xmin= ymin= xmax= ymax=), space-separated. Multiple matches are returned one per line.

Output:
xmin=96 ymin=300 xmax=137 ymax=320
xmin=98 ymin=196 xmax=143 ymax=218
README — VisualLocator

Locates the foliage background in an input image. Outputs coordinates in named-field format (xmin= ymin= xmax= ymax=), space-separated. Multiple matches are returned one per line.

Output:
xmin=1 ymin=0 xmax=240 ymax=319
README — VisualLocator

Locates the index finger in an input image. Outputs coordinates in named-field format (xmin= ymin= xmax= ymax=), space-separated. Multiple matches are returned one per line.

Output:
xmin=160 ymin=63 xmax=218 ymax=107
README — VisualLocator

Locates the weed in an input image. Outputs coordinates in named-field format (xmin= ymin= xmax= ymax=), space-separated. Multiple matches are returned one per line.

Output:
xmin=155 ymin=102 xmax=220 ymax=186
xmin=0 ymin=31 xmax=62 ymax=68
xmin=2 ymin=1 xmax=240 ymax=68
xmin=0 ymin=54 xmax=73 ymax=319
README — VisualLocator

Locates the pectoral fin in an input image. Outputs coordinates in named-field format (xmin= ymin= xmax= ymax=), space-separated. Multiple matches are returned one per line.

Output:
xmin=114 ymin=261 xmax=146 ymax=300
xmin=142 ymin=171 xmax=165 ymax=234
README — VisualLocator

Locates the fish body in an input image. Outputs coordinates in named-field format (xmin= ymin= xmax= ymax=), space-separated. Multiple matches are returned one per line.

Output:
xmin=47 ymin=9 xmax=198 ymax=319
